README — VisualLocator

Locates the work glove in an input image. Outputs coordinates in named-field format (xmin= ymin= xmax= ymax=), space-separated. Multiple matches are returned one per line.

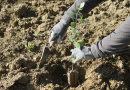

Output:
xmin=71 ymin=46 xmax=94 ymax=63
xmin=49 ymin=19 xmax=69 ymax=46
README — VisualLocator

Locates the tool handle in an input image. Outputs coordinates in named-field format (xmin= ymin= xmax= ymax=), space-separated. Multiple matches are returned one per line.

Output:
xmin=50 ymin=36 xmax=58 ymax=47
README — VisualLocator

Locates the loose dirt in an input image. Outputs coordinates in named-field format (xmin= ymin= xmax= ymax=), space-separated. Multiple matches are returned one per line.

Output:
xmin=0 ymin=0 xmax=130 ymax=90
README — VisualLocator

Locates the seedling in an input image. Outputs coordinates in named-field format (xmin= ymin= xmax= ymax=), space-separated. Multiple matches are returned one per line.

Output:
xmin=8 ymin=11 xmax=13 ymax=14
xmin=25 ymin=44 xmax=35 ymax=51
xmin=67 ymin=2 xmax=86 ymax=63
xmin=67 ymin=2 xmax=86 ymax=87
xmin=8 ymin=11 xmax=11 ymax=14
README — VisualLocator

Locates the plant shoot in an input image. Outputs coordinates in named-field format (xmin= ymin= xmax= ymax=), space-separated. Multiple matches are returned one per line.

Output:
xmin=67 ymin=2 xmax=86 ymax=63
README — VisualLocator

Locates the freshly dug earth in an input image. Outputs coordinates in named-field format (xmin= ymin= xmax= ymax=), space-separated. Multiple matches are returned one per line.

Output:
xmin=0 ymin=0 xmax=130 ymax=90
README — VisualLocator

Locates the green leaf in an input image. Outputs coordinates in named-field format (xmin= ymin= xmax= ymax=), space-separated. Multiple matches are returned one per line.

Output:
xmin=74 ymin=42 xmax=80 ymax=48
xmin=69 ymin=35 xmax=75 ymax=42
xmin=72 ymin=9 xmax=83 ymax=18
xmin=29 ymin=45 xmax=35 ymax=51
xmin=72 ymin=9 xmax=77 ymax=13
xmin=73 ymin=29 xmax=80 ymax=35
xmin=25 ymin=45 xmax=35 ymax=51
xmin=72 ymin=56 xmax=75 ymax=63
xmin=72 ymin=28 xmax=77 ymax=35
xmin=25 ymin=44 xmax=27 ymax=48
xmin=74 ymin=40 xmax=84 ymax=48
xmin=25 ymin=44 xmax=29 ymax=50
xmin=76 ymin=30 xmax=80 ymax=35
xmin=77 ymin=40 xmax=84 ymax=46
xmin=67 ymin=13 xmax=76 ymax=19
xmin=78 ymin=4 xmax=80 ymax=9
xmin=71 ymin=22 xmax=76 ymax=28
xmin=77 ymin=12 xmax=83 ymax=19
xmin=80 ymin=2 xmax=85 ymax=8
xmin=77 ymin=19 xmax=86 ymax=23
xmin=78 ymin=2 xmax=85 ymax=10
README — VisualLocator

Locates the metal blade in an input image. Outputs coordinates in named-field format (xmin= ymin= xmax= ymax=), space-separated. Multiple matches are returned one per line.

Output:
xmin=39 ymin=45 xmax=49 ymax=68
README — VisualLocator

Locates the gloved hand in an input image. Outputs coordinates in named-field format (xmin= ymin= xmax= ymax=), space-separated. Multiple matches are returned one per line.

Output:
xmin=49 ymin=19 xmax=69 ymax=46
xmin=71 ymin=46 xmax=94 ymax=63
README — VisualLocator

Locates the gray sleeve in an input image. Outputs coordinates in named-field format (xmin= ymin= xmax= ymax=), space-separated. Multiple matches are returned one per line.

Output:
xmin=62 ymin=0 xmax=105 ymax=25
xmin=91 ymin=17 xmax=130 ymax=58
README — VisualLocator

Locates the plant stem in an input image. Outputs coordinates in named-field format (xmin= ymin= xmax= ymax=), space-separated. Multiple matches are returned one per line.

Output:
xmin=72 ymin=10 xmax=80 ymax=69
xmin=73 ymin=10 xmax=79 ymax=46
xmin=74 ymin=35 xmax=76 ymax=42
xmin=75 ymin=10 xmax=78 ymax=28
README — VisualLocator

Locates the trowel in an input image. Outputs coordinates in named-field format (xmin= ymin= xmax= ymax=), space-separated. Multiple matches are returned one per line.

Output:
xmin=38 ymin=37 xmax=58 ymax=68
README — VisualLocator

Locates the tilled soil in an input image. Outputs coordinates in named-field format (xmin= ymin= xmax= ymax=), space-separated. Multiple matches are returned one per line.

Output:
xmin=0 ymin=0 xmax=130 ymax=90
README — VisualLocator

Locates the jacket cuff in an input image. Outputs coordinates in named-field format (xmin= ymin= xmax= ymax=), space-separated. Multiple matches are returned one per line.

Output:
xmin=91 ymin=44 xmax=101 ymax=59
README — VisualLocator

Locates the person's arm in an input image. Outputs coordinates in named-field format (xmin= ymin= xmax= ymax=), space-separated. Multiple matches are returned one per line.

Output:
xmin=62 ymin=0 xmax=106 ymax=24
xmin=91 ymin=17 xmax=130 ymax=58
xmin=49 ymin=0 xmax=106 ymax=45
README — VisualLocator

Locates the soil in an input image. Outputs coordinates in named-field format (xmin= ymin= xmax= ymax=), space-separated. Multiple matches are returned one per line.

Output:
xmin=0 ymin=0 xmax=130 ymax=90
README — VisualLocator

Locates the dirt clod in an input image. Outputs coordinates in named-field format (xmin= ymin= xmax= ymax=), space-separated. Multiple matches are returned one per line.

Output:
xmin=1 ymin=72 xmax=28 ymax=89
xmin=13 ymin=4 xmax=27 ymax=18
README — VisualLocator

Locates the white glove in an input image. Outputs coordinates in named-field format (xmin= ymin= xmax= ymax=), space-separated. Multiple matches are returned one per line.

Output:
xmin=49 ymin=19 xmax=69 ymax=45
xmin=71 ymin=46 xmax=94 ymax=63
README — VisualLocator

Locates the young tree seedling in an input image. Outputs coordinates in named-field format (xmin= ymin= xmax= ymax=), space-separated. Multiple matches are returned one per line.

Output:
xmin=67 ymin=2 xmax=86 ymax=64
xmin=25 ymin=44 xmax=35 ymax=52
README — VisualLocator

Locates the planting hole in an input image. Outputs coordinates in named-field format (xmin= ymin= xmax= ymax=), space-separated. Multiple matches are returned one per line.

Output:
xmin=0 ymin=32 xmax=4 ymax=38
xmin=47 ymin=65 xmax=67 ymax=82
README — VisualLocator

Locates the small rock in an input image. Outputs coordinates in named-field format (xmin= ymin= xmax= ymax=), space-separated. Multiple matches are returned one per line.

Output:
xmin=32 ymin=1 xmax=37 ymax=6
xmin=113 ymin=54 xmax=115 ymax=58
xmin=117 ymin=56 xmax=121 ymax=60
xmin=9 ymin=28 xmax=13 ymax=31
xmin=98 ymin=74 xmax=102 ymax=79
xmin=1 ymin=8 xmax=6 ymax=12
xmin=42 ymin=13 xmax=48 ymax=21
xmin=9 ymin=64 xmax=16 ymax=71
xmin=6 ymin=69 xmax=9 ymax=72
xmin=59 ymin=11 xmax=64 ymax=15
xmin=33 ymin=54 xmax=41 ymax=62
xmin=109 ymin=80 xmax=117 ymax=90
xmin=17 ymin=72 xmax=29 ymax=84
xmin=53 ymin=6 xmax=59 ymax=12
xmin=6 ymin=63 xmax=9 ymax=68
xmin=31 ymin=18 xmax=39 ymax=24
xmin=116 ymin=60 xmax=124 ymax=69
xmin=60 ymin=48 xmax=70 ymax=56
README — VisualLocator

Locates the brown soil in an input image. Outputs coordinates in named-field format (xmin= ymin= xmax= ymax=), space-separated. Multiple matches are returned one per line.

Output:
xmin=0 ymin=0 xmax=130 ymax=90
